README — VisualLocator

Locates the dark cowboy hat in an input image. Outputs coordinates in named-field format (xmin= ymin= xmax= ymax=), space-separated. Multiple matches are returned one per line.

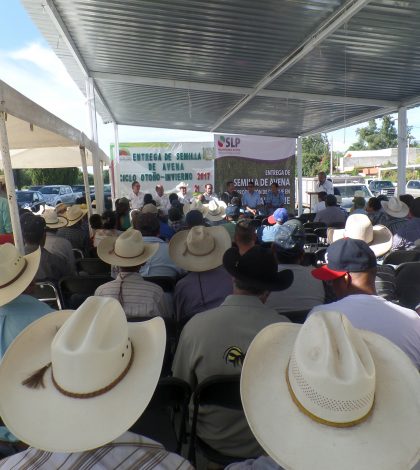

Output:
xmin=223 ymin=246 xmax=293 ymax=291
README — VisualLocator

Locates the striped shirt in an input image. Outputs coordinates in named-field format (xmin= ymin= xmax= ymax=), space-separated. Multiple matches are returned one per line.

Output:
xmin=0 ymin=432 xmax=193 ymax=469
xmin=95 ymin=273 xmax=169 ymax=319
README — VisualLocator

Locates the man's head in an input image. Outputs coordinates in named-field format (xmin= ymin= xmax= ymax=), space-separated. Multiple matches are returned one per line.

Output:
xmin=132 ymin=181 xmax=141 ymax=195
xmin=268 ymin=208 xmax=288 ymax=225
xmin=155 ymin=184 xmax=164 ymax=197
xmin=317 ymin=191 xmax=327 ymax=202
xmin=353 ymin=197 xmax=366 ymax=210
xmin=132 ymin=212 xmax=160 ymax=237
xmin=270 ymin=182 xmax=279 ymax=194
xmin=366 ymin=197 xmax=381 ymax=212
xmin=226 ymin=181 xmax=235 ymax=193
xmin=168 ymin=207 xmax=183 ymax=223
xmin=318 ymin=172 xmax=327 ymax=184
xmin=21 ymin=213 xmax=46 ymax=247
xmin=411 ymin=197 xmax=420 ymax=218
xmin=185 ymin=210 xmax=204 ymax=228
xmin=325 ymin=194 xmax=337 ymax=207
xmin=89 ymin=214 xmax=102 ymax=230
xmin=205 ymin=183 xmax=213 ymax=195
xmin=247 ymin=181 xmax=255 ymax=194
xmin=177 ymin=183 xmax=188 ymax=196
xmin=234 ymin=219 xmax=256 ymax=254
xmin=312 ymin=238 xmax=377 ymax=299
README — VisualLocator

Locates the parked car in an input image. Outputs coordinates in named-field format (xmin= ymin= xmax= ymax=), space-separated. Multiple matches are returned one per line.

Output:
xmin=333 ymin=183 xmax=374 ymax=212
xmin=76 ymin=184 xmax=112 ymax=210
xmin=39 ymin=185 xmax=76 ymax=206
xmin=16 ymin=190 xmax=46 ymax=213
xmin=368 ymin=180 xmax=396 ymax=197
xmin=28 ymin=185 xmax=43 ymax=192
xmin=71 ymin=185 xmax=86 ymax=200
xmin=406 ymin=180 xmax=420 ymax=198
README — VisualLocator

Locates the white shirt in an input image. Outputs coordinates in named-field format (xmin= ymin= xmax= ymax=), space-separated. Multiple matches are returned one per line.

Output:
xmin=310 ymin=294 xmax=420 ymax=369
xmin=315 ymin=180 xmax=334 ymax=195
xmin=177 ymin=192 xmax=192 ymax=204
xmin=313 ymin=201 xmax=326 ymax=213
xmin=128 ymin=190 xmax=145 ymax=210
xmin=154 ymin=193 xmax=171 ymax=214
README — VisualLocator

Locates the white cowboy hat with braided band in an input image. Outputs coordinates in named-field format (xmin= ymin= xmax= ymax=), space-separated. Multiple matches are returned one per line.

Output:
xmin=240 ymin=311 xmax=420 ymax=470
xmin=0 ymin=296 xmax=166 ymax=452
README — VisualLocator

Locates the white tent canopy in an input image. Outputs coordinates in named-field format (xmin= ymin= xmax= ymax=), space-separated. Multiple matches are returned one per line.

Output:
xmin=0 ymin=79 xmax=109 ymax=252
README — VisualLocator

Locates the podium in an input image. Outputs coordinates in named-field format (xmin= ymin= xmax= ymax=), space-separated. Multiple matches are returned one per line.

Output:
xmin=307 ymin=191 xmax=319 ymax=213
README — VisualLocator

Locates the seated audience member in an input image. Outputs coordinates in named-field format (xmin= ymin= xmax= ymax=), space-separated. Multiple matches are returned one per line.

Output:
xmin=350 ymin=196 xmax=367 ymax=215
xmin=0 ymin=297 xmax=193 ymax=469
xmin=223 ymin=205 xmax=240 ymax=241
xmin=311 ymin=238 xmax=420 ymax=368
xmin=314 ymin=194 xmax=346 ymax=227
xmin=21 ymin=213 xmax=68 ymax=284
xmin=392 ymin=197 xmax=420 ymax=251
xmin=95 ymin=229 xmax=168 ymax=319
xmin=313 ymin=191 xmax=327 ymax=213
xmin=234 ymin=219 xmax=256 ymax=255
xmin=204 ymin=199 xmax=227 ymax=226
xmin=185 ymin=210 xmax=205 ymax=229
xmin=89 ymin=213 xmax=102 ymax=237
xmin=173 ymin=246 xmax=292 ymax=458
xmin=381 ymin=196 xmax=409 ymax=235
xmin=0 ymin=243 xmax=53 ymax=357
xmin=115 ymin=197 xmax=132 ymax=231
xmin=142 ymin=203 xmax=175 ymax=241
xmin=57 ymin=205 xmax=90 ymax=254
xmin=169 ymin=192 xmax=183 ymax=211
xmin=242 ymin=181 xmax=263 ymax=216
xmin=265 ymin=224 xmax=325 ymax=314
xmin=329 ymin=214 xmax=396 ymax=300
xmin=143 ymin=193 xmax=156 ymax=206
xmin=257 ymin=208 xmax=288 ymax=243
xmin=168 ymin=207 xmax=184 ymax=233
xmin=230 ymin=310 xmax=420 ymax=470
xmin=399 ymin=194 xmax=415 ymax=217
xmin=221 ymin=180 xmax=241 ymax=206
xmin=169 ymin=225 xmax=232 ymax=321
xmin=42 ymin=210 xmax=76 ymax=275
xmin=93 ymin=210 xmax=119 ymax=247
xmin=132 ymin=212 xmax=185 ymax=278
xmin=366 ymin=196 xmax=387 ymax=225
xmin=265 ymin=182 xmax=285 ymax=215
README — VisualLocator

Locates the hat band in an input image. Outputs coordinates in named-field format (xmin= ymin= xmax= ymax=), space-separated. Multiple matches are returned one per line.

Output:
xmin=22 ymin=342 xmax=134 ymax=399
xmin=183 ymin=241 xmax=215 ymax=257
xmin=285 ymin=362 xmax=374 ymax=428
xmin=0 ymin=259 xmax=28 ymax=289
xmin=47 ymin=219 xmax=68 ymax=227
xmin=110 ymin=242 xmax=146 ymax=259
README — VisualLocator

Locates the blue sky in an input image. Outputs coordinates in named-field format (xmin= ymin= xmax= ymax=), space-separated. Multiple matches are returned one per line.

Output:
xmin=2 ymin=0 xmax=420 ymax=154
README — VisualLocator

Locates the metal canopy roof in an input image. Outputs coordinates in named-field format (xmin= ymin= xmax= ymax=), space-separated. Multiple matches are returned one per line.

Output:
xmin=21 ymin=0 xmax=420 ymax=137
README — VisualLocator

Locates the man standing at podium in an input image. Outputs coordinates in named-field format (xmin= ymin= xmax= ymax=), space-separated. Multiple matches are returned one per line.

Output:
xmin=315 ymin=171 xmax=334 ymax=195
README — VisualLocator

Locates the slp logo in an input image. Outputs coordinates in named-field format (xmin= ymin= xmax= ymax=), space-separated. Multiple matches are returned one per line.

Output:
xmin=217 ymin=136 xmax=240 ymax=149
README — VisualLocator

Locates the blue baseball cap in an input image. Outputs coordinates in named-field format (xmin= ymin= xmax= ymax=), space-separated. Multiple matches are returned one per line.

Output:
xmin=268 ymin=208 xmax=288 ymax=225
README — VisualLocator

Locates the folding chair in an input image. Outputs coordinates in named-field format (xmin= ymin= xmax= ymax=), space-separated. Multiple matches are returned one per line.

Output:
xmin=188 ymin=375 xmax=254 ymax=467
xmin=77 ymin=257 xmax=111 ymax=276
xmin=32 ymin=282 xmax=62 ymax=310
xmin=383 ymin=250 xmax=420 ymax=266
xmin=395 ymin=262 xmax=420 ymax=309
xmin=59 ymin=275 xmax=112 ymax=309
xmin=304 ymin=233 xmax=319 ymax=253
xmin=130 ymin=377 xmax=191 ymax=453
xmin=313 ymin=247 xmax=327 ymax=266
xmin=72 ymin=248 xmax=84 ymax=261
xmin=303 ymin=222 xmax=326 ymax=234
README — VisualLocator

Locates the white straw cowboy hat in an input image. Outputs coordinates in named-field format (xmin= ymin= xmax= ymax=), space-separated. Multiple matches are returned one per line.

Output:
xmin=0 ymin=296 xmax=166 ymax=452
xmin=381 ymin=196 xmax=409 ymax=218
xmin=241 ymin=311 xmax=420 ymax=470
xmin=97 ymin=228 xmax=159 ymax=267
xmin=329 ymin=214 xmax=392 ymax=257
xmin=182 ymin=199 xmax=208 ymax=216
xmin=176 ymin=181 xmax=189 ymax=190
xmin=65 ymin=205 xmax=88 ymax=226
xmin=169 ymin=225 xmax=231 ymax=272
xmin=55 ymin=202 xmax=67 ymax=216
xmin=0 ymin=244 xmax=41 ymax=307
xmin=204 ymin=200 xmax=227 ymax=222
xmin=42 ymin=209 xmax=68 ymax=229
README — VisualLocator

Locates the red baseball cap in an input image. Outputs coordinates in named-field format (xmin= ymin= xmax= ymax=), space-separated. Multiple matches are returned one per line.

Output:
xmin=311 ymin=265 xmax=347 ymax=281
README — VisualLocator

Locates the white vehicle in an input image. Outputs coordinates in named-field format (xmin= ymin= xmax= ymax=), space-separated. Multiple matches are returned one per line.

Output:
xmin=406 ymin=180 xmax=420 ymax=198
xmin=333 ymin=183 xmax=374 ymax=212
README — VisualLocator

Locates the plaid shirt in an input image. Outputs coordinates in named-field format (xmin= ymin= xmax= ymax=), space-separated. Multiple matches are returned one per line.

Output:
xmin=0 ymin=433 xmax=193 ymax=469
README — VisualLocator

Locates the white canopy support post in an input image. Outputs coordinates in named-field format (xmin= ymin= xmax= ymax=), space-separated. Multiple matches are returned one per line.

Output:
xmin=112 ymin=122 xmax=120 ymax=208
xmin=0 ymin=112 xmax=24 ymax=253
xmin=79 ymin=145 xmax=92 ymax=217
xmin=397 ymin=107 xmax=407 ymax=196
xmin=296 ymin=137 xmax=303 ymax=216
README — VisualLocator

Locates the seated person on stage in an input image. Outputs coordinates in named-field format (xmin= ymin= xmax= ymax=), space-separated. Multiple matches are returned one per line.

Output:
xmin=202 ymin=183 xmax=219 ymax=203
xmin=172 ymin=247 xmax=292 ymax=458
xmin=265 ymin=182 xmax=285 ymax=215
xmin=315 ymin=171 xmax=334 ymax=195
xmin=221 ymin=180 xmax=242 ymax=206
xmin=0 ymin=297 xmax=193 ymax=469
xmin=154 ymin=184 xmax=171 ymax=215
xmin=176 ymin=182 xmax=192 ymax=204
xmin=242 ymin=181 xmax=263 ymax=216
xmin=170 ymin=225 xmax=232 ymax=321
xmin=314 ymin=194 xmax=346 ymax=227
xmin=95 ymin=228 xmax=169 ymax=319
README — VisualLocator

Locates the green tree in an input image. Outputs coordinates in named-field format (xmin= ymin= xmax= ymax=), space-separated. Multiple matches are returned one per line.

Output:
xmin=28 ymin=168 xmax=80 ymax=186
xmin=302 ymin=133 xmax=330 ymax=176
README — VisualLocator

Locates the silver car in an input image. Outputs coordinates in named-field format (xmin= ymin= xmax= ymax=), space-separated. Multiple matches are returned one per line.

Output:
xmin=39 ymin=185 xmax=76 ymax=206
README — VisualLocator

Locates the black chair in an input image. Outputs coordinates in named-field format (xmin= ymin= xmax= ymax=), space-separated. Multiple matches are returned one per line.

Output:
xmin=72 ymin=248 xmax=84 ymax=260
xmin=303 ymin=222 xmax=326 ymax=233
xmin=313 ymin=247 xmax=327 ymax=266
xmin=383 ymin=250 xmax=420 ymax=266
xmin=395 ymin=262 xmax=420 ymax=309
xmin=314 ymin=227 xmax=328 ymax=243
xmin=129 ymin=377 xmax=191 ymax=453
xmin=188 ymin=375 xmax=253 ymax=467
xmin=32 ymin=282 xmax=62 ymax=310
xmin=59 ymin=275 xmax=112 ymax=309
xmin=298 ymin=213 xmax=316 ymax=224
xmin=282 ymin=309 xmax=310 ymax=324
xmin=77 ymin=258 xmax=111 ymax=276
xmin=144 ymin=276 xmax=176 ymax=292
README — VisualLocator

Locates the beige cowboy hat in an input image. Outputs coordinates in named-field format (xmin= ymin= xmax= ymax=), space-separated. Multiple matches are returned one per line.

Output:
xmin=141 ymin=203 xmax=158 ymax=215
xmin=241 ymin=311 xmax=420 ymax=470
xmin=381 ymin=196 xmax=409 ymax=218
xmin=65 ymin=205 xmax=88 ymax=226
xmin=55 ymin=202 xmax=67 ymax=216
xmin=97 ymin=228 xmax=159 ymax=267
xmin=204 ymin=200 xmax=227 ymax=222
xmin=0 ymin=296 xmax=166 ymax=452
xmin=169 ymin=225 xmax=231 ymax=272
xmin=329 ymin=214 xmax=392 ymax=257
xmin=183 ymin=199 xmax=208 ymax=216
xmin=0 ymin=244 xmax=41 ymax=307
xmin=42 ymin=209 xmax=68 ymax=229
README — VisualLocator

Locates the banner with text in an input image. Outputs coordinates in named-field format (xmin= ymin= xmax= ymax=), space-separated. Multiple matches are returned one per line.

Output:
xmin=111 ymin=142 xmax=214 ymax=198
xmin=214 ymin=135 xmax=296 ymax=211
